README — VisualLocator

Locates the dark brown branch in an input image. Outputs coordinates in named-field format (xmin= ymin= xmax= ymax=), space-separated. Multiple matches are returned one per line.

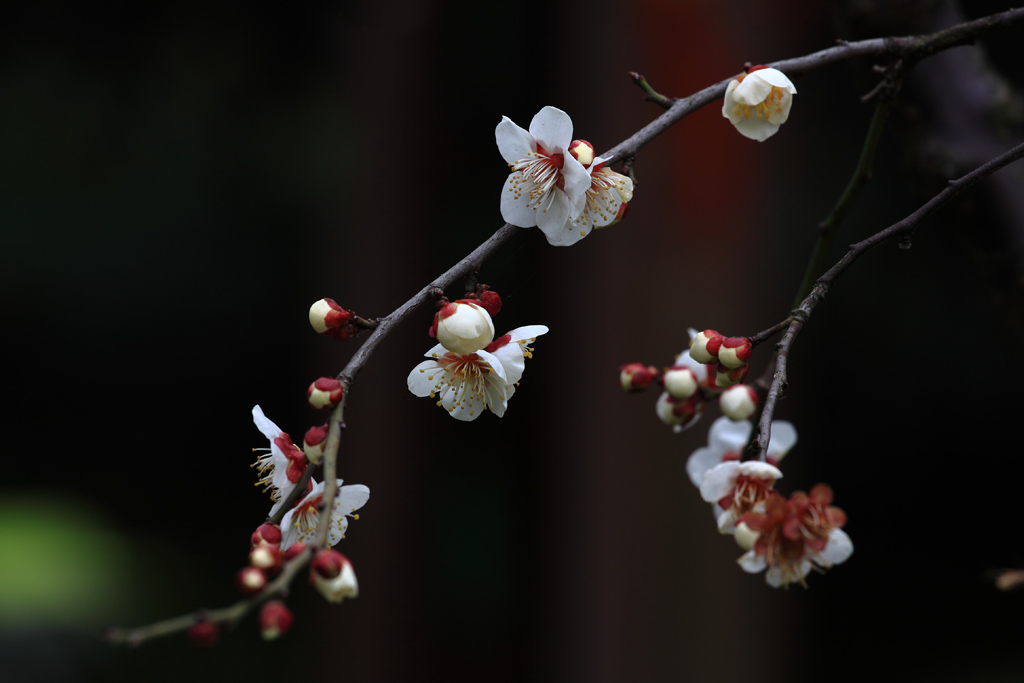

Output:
xmin=754 ymin=140 xmax=1024 ymax=460
xmin=607 ymin=8 xmax=1024 ymax=164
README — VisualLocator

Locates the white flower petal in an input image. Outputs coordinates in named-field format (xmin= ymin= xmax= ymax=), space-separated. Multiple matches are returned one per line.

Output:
xmin=500 ymin=172 xmax=541 ymax=228
xmin=686 ymin=446 xmax=722 ymax=487
xmin=766 ymin=421 xmax=798 ymax=460
xmin=752 ymin=68 xmax=796 ymax=93
xmin=737 ymin=550 xmax=766 ymax=574
xmin=252 ymin=405 xmax=282 ymax=440
xmin=716 ymin=507 xmax=739 ymax=534
xmin=506 ymin=325 xmax=549 ymax=343
xmin=489 ymin=342 xmax=525 ymax=386
xmin=407 ymin=359 xmax=443 ymax=397
xmin=816 ymin=528 xmax=854 ymax=567
xmin=732 ymin=116 xmax=780 ymax=142
xmin=475 ymin=349 xmax=507 ymax=384
xmin=699 ymin=461 xmax=741 ymax=502
xmin=495 ymin=116 xmax=535 ymax=164
xmin=733 ymin=74 xmax=774 ymax=107
xmin=528 ymin=106 xmax=573 ymax=152
xmin=736 ymin=461 xmax=783 ymax=480
xmin=535 ymin=190 xmax=574 ymax=244
xmin=337 ymin=483 xmax=370 ymax=514
xmin=560 ymin=154 xmax=591 ymax=215
xmin=708 ymin=416 xmax=752 ymax=453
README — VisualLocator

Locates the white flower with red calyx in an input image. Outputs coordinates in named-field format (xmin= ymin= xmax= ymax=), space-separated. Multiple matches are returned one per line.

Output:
xmin=685 ymin=416 xmax=797 ymax=488
xmin=280 ymin=478 xmax=370 ymax=551
xmin=700 ymin=460 xmax=783 ymax=534
xmin=307 ymin=377 xmax=344 ymax=410
xmin=497 ymin=106 xmax=591 ymax=245
xmin=407 ymin=326 xmax=548 ymax=421
xmin=723 ymin=66 xmax=797 ymax=142
xmin=737 ymin=485 xmax=852 ymax=587
xmin=620 ymin=363 xmax=659 ymax=393
xmin=719 ymin=384 xmax=758 ymax=421
xmin=252 ymin=406 xmax=308 ymax=512
xmin=432 ymin=301 xmax=495 ymax=355
xmin=258 ymin=601 xmax=294 ymax=641
xmin=555 ymin=142 xmax=634 ymax=245
xmin=310 ymin=550 xmax=358 ymax=603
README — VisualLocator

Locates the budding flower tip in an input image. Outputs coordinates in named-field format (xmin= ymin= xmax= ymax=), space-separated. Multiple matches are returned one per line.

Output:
xmin=568 ymin=139 xmax=595 ymax=168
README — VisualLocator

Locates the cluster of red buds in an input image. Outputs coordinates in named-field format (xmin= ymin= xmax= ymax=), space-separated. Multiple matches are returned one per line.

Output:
xmin=309 ymin=298 xmax=360 ymax=341
xmin=619 ymin=328 xmax=761 ymax=430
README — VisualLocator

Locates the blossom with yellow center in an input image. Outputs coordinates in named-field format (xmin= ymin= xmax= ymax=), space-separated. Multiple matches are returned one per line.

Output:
xmin=722 ymin=66 xmax=797 ymax=141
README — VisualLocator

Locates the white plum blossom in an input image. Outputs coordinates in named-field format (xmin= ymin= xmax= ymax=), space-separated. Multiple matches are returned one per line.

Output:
xmin=496 ymin=106 xmax=591 ymax=245
xmin=700 ymin=460 xmax=783 ymax=533
xmin=280 ymin=478 xmax=370 ymax=550
xmin=252 ymin=405 xmax=306 ymax=514
xmin=686 ymin=416 xmax=797 ymax=488
xmin=408 ymin=325 xmax=548 ymax=420
xmin=722 ymin=67 xmax=797 ymax=141
xmin=557 ymin=159 xmax=634 ymax=246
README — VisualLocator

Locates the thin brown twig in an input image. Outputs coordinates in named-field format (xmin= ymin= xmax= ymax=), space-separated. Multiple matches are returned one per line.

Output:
xmin=754 ymin=140 xmax=1024 ymax=460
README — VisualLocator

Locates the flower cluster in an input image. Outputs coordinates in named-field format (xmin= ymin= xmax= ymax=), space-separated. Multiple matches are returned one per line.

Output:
xmin=408 ymin=293 xmax=547 ymax=421
xmin=685 ymin=416 xmax=852 ymax=587
xmin=620 ymin=329 xmax=761 ymax=430
xmin=497 ymin=106 xmax=633 ymax=247
xmin=737 ymin=485 xmax=852 ymax=588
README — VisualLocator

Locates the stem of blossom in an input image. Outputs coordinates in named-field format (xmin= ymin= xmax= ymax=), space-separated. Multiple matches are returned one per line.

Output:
xmin=267 ymin=462 xmax=315 ymax=527
xmin=628 ymin=72 xmax=674 ymax=109
xmin=106 ymin=545 xmax=314 ymax=647
xmin=351 ymin=316 xmax=379 ymax=330
xmin=603 ymin=9 xmax=1024 ymax=164
xmin=790 ymin=87 xmax=898 ymax=309
xmin=755 ymin=141 xmax=1024 ymax=460
xmin=747 ymin=317 xmax=794 ymax=347
xmin=314 ymin=395 xmax=346 ymax=548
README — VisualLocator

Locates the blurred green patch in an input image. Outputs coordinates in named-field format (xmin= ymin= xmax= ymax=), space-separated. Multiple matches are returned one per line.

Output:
xmin=0 ymin=495 xmax=137 ymax=628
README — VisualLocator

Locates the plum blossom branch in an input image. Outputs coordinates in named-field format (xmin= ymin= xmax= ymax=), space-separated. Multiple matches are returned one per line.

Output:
xmin=605 ymin=8 xmax=1024 ymax=164
xmin=110 ymin=8 xmax=1024 ymax=645
xmin=754 ymin=141 xmax=1024 ymax=461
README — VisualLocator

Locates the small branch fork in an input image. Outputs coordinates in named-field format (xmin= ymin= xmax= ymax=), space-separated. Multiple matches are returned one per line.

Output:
xmin=752 ymin=141 xmax=1024 ymax=461
xmin=109 ymin=10 xmax=1024 ymax=646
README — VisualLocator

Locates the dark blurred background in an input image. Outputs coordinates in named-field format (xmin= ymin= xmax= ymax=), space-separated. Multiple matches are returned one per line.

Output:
xmin=3 ymin=0 xmax=1024 ymax=681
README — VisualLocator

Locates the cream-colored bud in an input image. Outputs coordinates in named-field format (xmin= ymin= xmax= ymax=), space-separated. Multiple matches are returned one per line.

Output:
xmin=436 ymin=302 xmax=494 ymax=355
xmin=734 ymin=521 xmax=759 ymax=551
xmin=663 ymin=367 xmax=698 ymax=400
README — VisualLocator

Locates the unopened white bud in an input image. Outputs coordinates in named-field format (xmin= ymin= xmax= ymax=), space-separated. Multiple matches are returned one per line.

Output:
xmin=663 ymin=366 xmax=699 ymax=400
xmin=720 ymin=384 xmax=758 ymax=420
xmin=435 ymin=302 xmax=494 ymax=355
